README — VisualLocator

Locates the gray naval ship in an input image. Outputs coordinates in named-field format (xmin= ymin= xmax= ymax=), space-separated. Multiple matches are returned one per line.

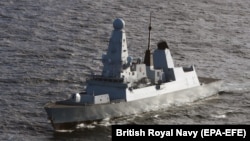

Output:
xmin=44 ymin=17 xmax=223 ymax=130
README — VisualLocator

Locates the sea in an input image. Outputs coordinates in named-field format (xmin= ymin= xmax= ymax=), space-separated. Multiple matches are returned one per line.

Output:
xmin=0 ymin=0 xmax=250 ymax=140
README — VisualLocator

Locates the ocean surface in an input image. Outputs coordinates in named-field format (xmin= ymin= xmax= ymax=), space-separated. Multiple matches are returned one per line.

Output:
xmin=0 ymin=0 xmax=250 ymax=140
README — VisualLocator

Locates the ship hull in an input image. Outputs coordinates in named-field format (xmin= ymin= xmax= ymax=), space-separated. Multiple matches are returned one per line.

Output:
xmin=44 ymin=77 xmax=222 ymax=130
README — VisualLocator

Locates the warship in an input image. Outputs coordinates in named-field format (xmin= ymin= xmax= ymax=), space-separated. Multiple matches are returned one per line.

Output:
xmin=44 ymin=16 xmax=223 ymax=130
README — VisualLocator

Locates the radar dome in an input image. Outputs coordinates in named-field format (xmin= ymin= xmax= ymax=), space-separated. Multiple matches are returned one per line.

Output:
xmin=113 ymin=18 xmax=125 ymax=30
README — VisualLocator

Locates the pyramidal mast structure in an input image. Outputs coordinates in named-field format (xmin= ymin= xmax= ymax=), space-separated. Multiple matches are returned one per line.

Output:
xmin=44 ymin=17 xmax=223 ymax=130
xmin=102 ymin=18 xmax=130 ymax=79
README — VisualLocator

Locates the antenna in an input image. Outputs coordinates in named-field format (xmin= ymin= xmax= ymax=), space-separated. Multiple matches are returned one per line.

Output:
xmin=147 ymin=12 xmax=152 ymax=50
xmin=144 ymin=12 xmax=153 ymax=66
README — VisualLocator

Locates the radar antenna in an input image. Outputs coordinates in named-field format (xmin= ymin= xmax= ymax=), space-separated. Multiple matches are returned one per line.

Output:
xmin=144 ymin=12 xmax=153 ymax=66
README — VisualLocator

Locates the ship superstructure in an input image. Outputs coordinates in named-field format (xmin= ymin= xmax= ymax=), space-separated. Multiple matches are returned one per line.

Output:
xmin=69 ymin=18 xmax=200 ymax=104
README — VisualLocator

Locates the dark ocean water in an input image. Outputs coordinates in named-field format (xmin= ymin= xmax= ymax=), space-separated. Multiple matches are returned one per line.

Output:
xmin=0 ymin=0 xmax=250 ymax=140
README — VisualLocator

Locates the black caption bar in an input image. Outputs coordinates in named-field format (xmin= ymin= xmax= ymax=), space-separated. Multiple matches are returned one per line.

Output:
xmin=112 ymin=125 xmax=250 ymax=141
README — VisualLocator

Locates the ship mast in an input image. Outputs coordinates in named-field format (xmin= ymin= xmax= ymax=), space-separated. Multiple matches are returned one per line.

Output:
xmin=148 ymin=12 xmax=152 ymax=51
xmin=144 ymin=12 xmax=152 ymax=66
